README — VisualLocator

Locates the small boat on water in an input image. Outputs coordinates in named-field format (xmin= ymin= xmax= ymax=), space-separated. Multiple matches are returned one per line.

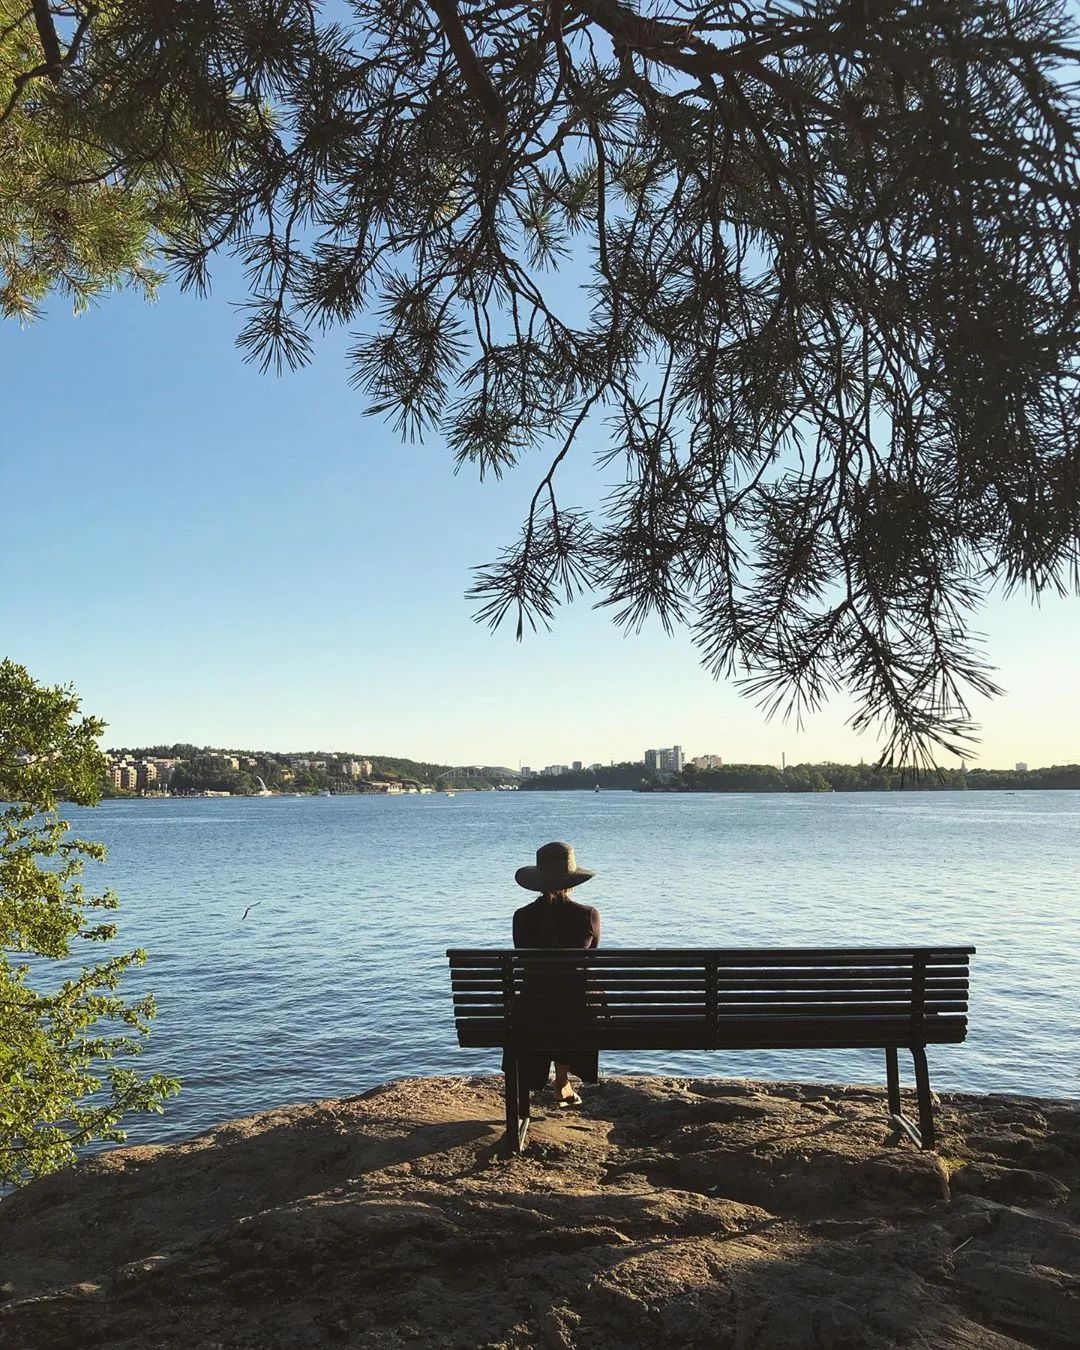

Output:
xmin=445 ymin=789 xmax=456 ymax=797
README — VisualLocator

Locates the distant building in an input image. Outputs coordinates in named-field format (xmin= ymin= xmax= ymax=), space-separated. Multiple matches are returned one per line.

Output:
xmin=342 ymin=759 xmax=372 ymax=779
xmin=572 ymin=761 xmax=583 ymax=772
xmin=520 ymin=767 xmax=533 ymax=778
xmin=148 ymin=758 xmax=179 ymax=784
xmin=691 ymin=754 xmax=723 ymax=770
xmin=1015 ymin=762 xmax=1029 ymax=773
xmin=647 ymin=746 xmax=685 ymax=775
xmin=543 ymin=764 xmax=569 ymax=777
xmin=118 ymin=765 xmax=139 ymax=792
xmin=136 ymin=762 xmax=158 ymax=791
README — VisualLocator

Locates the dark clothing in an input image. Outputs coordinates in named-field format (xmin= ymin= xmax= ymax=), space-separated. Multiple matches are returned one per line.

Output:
xmin=513 ymin=896 xmax=601 ymax=950
xmin=504 ymin=896 xmax=602 ymax=1091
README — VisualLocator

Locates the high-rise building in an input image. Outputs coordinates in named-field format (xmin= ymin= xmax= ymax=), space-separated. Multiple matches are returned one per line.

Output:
xmin=648 ymin=746 xmax=684 ymax=774
xmin=572 ymin=760 xmax=583 ymax=772
xmin=691 ymin=754 xmax=723 ymax=770
xmin=520 ymin=767 xmax=533 ymax=778
xmin=1015 ymin=762 xmax=1029 ymax=773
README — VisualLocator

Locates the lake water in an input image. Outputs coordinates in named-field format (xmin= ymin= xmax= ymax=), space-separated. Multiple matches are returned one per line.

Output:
xmin=59 ymin=790 xmax=1080 ymax=1147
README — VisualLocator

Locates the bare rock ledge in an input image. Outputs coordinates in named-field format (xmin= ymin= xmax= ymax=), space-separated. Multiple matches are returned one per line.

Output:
xmin=2 ymin=1076 xmax=1078 ymax=1349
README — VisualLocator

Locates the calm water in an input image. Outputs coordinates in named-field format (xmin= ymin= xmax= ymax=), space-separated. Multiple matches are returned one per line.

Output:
xmin=58 ymin=790 xmax=1080 ymax=1146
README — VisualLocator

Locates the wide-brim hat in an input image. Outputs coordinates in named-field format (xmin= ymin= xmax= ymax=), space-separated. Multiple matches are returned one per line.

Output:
xmin=515 ymin=840 xmax=595 ymax=892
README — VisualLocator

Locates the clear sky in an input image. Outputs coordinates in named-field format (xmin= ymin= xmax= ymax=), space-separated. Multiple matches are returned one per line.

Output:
xmin=3 ymin=260 xmax=1078 ymax=770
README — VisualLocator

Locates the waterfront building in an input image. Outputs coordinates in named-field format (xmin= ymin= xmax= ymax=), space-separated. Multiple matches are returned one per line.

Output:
xmin=148 ymin=758 xmax=179 ymax=784
xmin=646 ymin=745 xmax=685 ymax=775
xmin=342 ymin=759 xmax=372 ymax=779
xmin=1016 ymin=762 xmax=1029 ymax=773
xmin=691 ymin=754 xmax=724 ymax=770
xmin=520 ymin=767 xmax=533 ymax=778
xmin=572 ymin=761 xmax=583 ymax=772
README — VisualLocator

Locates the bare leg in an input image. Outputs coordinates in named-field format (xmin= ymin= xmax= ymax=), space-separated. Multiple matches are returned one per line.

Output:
xmin=554 ymin=1063 xmax=575 ymax=1102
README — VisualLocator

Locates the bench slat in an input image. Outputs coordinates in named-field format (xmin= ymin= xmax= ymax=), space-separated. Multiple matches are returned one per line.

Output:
xmin=447 ymin=947 xmax=974 ymax=960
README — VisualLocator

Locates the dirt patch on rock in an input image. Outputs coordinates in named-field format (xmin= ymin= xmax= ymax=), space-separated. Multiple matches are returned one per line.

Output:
xmin=1 ymin=1076 xmax=1077 ymax=1348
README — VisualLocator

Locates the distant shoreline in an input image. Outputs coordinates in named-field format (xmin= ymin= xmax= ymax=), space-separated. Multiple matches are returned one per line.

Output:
xmin=82 ymin=782 xmax=1080 ymax=801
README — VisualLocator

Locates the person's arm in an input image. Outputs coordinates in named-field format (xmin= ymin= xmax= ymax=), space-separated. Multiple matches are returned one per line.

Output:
xmin=589 ymin=907 xmax=601 ymax=948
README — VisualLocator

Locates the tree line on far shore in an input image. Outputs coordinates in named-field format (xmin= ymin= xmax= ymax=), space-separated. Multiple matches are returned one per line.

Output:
xmin=103 ymin=746 xmax=506 ymax=796
xmin=520 ymin=762 xmax=1080 ymax=794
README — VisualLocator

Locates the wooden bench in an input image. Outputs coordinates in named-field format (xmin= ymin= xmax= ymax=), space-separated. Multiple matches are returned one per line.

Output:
xmin=447 ymin=945 xmax=974 ymax=1154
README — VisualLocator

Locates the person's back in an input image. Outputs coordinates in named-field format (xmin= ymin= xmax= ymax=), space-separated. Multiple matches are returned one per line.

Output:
xmin=507 ymin=842 xmax=600 ymax=1106
xmin=513 ymin=892 xmax=600 ymax=950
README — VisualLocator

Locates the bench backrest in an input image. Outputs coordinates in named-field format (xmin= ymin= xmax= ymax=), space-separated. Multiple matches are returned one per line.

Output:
xmin=446 ymin=946 xmax=974 ymax=1051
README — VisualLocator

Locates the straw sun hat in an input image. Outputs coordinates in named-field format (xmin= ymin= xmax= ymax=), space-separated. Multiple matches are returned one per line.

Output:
xmin=515 ymin=841 xmax=596 ymax=892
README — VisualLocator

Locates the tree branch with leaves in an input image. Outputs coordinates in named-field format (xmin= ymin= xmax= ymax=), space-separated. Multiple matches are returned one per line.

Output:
xmin=0 ymin=659 xmax=178 ymax=1187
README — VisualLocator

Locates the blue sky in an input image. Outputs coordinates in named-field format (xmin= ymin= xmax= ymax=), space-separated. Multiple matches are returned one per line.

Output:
xmin=2 ymin=260 xmax=1078 ymax=770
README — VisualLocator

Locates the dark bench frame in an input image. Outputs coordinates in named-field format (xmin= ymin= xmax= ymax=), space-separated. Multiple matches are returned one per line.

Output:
xmin=447 ymin=945 xmax=974 ymax=1154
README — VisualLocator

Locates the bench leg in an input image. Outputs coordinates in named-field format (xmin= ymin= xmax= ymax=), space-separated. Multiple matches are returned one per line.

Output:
xmin=911 ymin=1045 xmax=936 ymax=1151
xmin=885 ymin=1045 xmax=932 ymax=1150
xmin=504 ymin=1057 xmax=520 ymax=1156
xmin=516 ymin=1060 xmax=531 ymax=1153
xmin=503 ymin=1056 xmax=531 ymax=1155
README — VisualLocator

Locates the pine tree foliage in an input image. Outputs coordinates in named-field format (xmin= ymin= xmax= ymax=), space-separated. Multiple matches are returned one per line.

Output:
xmin=5 ymin=1 xmax=1080 ymax=760
xmin=0 ymin=0 xmax=238 ymax=317
xmin=0 ymin=660 xmax=178 ymax=1186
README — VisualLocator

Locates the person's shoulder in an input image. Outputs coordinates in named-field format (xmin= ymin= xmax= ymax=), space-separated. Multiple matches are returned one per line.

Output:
xmin=569 ymin=896 xmax=600 ymax=916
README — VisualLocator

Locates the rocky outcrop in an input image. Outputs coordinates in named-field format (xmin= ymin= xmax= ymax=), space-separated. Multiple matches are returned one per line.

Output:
xmin=1 ymin=1076 xmax=1077 ymax=1348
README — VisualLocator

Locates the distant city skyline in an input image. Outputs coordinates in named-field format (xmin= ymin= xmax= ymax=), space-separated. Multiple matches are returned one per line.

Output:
xmin=101 ymin=737 xmax=1057 ymax=776
xmin=4 ymin=261 xmax=1079 ymax=772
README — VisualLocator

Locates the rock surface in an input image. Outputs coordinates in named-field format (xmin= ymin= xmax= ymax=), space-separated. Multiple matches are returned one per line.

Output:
xmin=1 ymin=1076 xmax=1078 ymax=1348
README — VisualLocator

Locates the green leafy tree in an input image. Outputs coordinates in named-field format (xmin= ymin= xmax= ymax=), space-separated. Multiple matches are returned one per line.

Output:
xmin=5 ymin=2 xmax=1080 ymax=760
xmin=0 ymin=660 xmax=178 ymax=1187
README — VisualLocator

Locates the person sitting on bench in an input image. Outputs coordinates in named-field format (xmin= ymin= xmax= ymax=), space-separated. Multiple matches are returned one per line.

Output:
xmin=508 ymin=841 xmax=601 ymax=1108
